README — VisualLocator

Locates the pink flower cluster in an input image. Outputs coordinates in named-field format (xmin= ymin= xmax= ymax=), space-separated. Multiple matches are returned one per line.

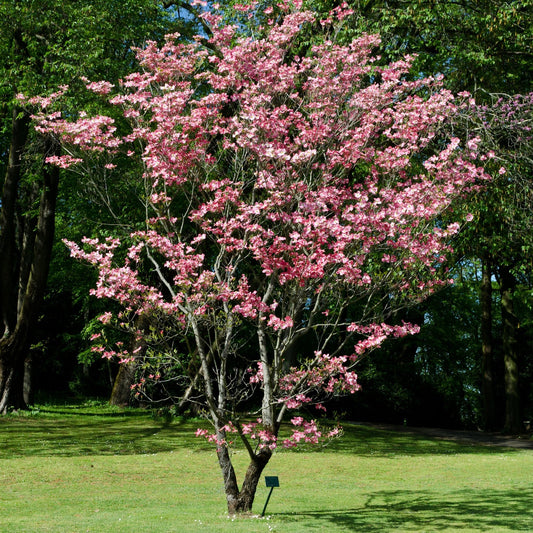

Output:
xmin=274 ymin=351 xmax=361 ymax=411
xmin=194 ymin=416 xmax=342 ymax=450
xmin=195 ymin=419 xmax=278 ymax=450
xmin=349 ymin=322 xmax=421 ymax=356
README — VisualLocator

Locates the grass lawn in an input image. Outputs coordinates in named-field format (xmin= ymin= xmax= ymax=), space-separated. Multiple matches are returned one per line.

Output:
xmin=1 ymin=402 xmax=532 ymax=532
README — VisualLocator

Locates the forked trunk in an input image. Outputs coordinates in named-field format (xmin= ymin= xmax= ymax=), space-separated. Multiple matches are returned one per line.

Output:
xmin=218 ymin=445 xmax=273 ymax=514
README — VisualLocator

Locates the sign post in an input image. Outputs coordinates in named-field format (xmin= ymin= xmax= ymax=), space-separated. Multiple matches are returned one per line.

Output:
xmin=261 ymin=476 xmax=279 ymax=517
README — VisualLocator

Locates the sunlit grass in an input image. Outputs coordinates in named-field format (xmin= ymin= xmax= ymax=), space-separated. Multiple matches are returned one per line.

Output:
xmin=1 ymin=402 xmax=532 ymax=532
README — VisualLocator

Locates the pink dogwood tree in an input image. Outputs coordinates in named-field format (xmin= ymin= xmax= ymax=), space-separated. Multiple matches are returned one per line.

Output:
xmin=28 ymin=1 xmax=490 ymax=513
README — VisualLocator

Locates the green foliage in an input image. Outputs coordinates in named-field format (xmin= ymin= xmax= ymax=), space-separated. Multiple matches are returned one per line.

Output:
xmin=303 ymin=0 xmax=533 ymax=93
xmin=0 ymin=0 xmax=182 ymax=93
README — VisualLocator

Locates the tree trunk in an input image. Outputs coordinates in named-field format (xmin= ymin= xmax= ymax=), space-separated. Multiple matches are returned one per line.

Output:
xmin=480 ymin=257 xmax=496 ymax=430
xmin=217 ymin=441 xmax=241 ymax=513
xmin=110 ymin=314 xmax=151 ymax=406
xmin=0 ymin=134 xmax=60 ymax=414
xmin=219 ymin=444 xmax=273 ymax=514
xmin=234 ymin=448 xmax=272 ymax=513
xmin=110 ymin=361 xmax=137 ymax=406
xmin=500 ymin=267 xmax=520 ymax=433
xmin=23 ymin=354 xmax=34 ymax=406
xmin=0 ymin=338 xmax=27 ymax=412
xmin=0 ymin=108 xmax=30 ymax=337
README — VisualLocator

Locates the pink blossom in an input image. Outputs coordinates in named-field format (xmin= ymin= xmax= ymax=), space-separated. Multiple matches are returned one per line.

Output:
xmin=45 ymin=155 xmax=83 ymax=168
xmin=98 ymin=312 xmax=113 ymax=324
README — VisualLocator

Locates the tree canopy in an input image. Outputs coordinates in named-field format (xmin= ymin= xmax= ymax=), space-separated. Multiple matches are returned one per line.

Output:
xmin=31 ymin=1 xmax=492 ymax=512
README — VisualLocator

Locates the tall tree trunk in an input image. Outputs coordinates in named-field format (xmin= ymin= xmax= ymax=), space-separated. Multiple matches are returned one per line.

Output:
xmin=0 ymin=135 xmax=60 ymax=413
xmin=0 ymin=340 xmax=27 ymax=412
xmin=500 ymin=267 xmax=520 ymax=433
xmin=480 ymin=257 xmax=496 ymax=430
xmin=0 ymin=108 xmax=30 ymax=337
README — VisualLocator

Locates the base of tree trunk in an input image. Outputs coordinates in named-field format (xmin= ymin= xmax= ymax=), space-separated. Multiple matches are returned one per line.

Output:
xmin=223 ymin=448 xmax=273 ymax=515
xmin=0 ymin=360 xmax=28 ymax=414
xmin=109 ymin=361 xmax=137 ymax=406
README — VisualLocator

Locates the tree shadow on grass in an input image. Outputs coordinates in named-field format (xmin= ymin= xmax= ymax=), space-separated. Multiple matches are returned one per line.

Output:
xmin=276 ymin=488 xmax=533 ymax=531
xmin=2 ymin=414 xmax=528 ymax=459
xmin=291 ymin=423 xmax=525 ymax=457
xmin=0 ymin=416 xmax=212 ymax=458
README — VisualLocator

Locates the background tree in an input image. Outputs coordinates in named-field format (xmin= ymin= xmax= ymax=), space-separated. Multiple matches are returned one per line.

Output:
xmin=351 ymin=273 xmax=482 ymax=428
xmin=293 ymin=0 xmax=533 ymax=431
xmin=458 ymin=92 xmax=533 ymax=431
xmin=0 ymin=0 xmax=184 ymax=412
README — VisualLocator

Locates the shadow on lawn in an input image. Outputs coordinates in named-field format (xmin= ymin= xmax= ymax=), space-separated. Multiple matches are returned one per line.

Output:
xmin=0 ymin=416 xmax=212 ymax=458
xmin=1 ymin=414 xmax=527 ymax=459
xmin=297 ymin=423 xmax=523 ymax=457
xmin=277 ymin=487 xmax=533 ymax=531
xmin=1 ymin=410 xmax=528 ymax=459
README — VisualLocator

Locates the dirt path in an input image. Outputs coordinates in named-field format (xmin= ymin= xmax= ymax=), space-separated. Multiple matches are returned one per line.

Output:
xmin=359 ymin=422 xmax=533 ymax=449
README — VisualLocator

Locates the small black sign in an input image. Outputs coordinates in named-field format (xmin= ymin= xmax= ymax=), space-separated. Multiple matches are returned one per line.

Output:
xmin=265 ymin=476 xmax=280 ymax=487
